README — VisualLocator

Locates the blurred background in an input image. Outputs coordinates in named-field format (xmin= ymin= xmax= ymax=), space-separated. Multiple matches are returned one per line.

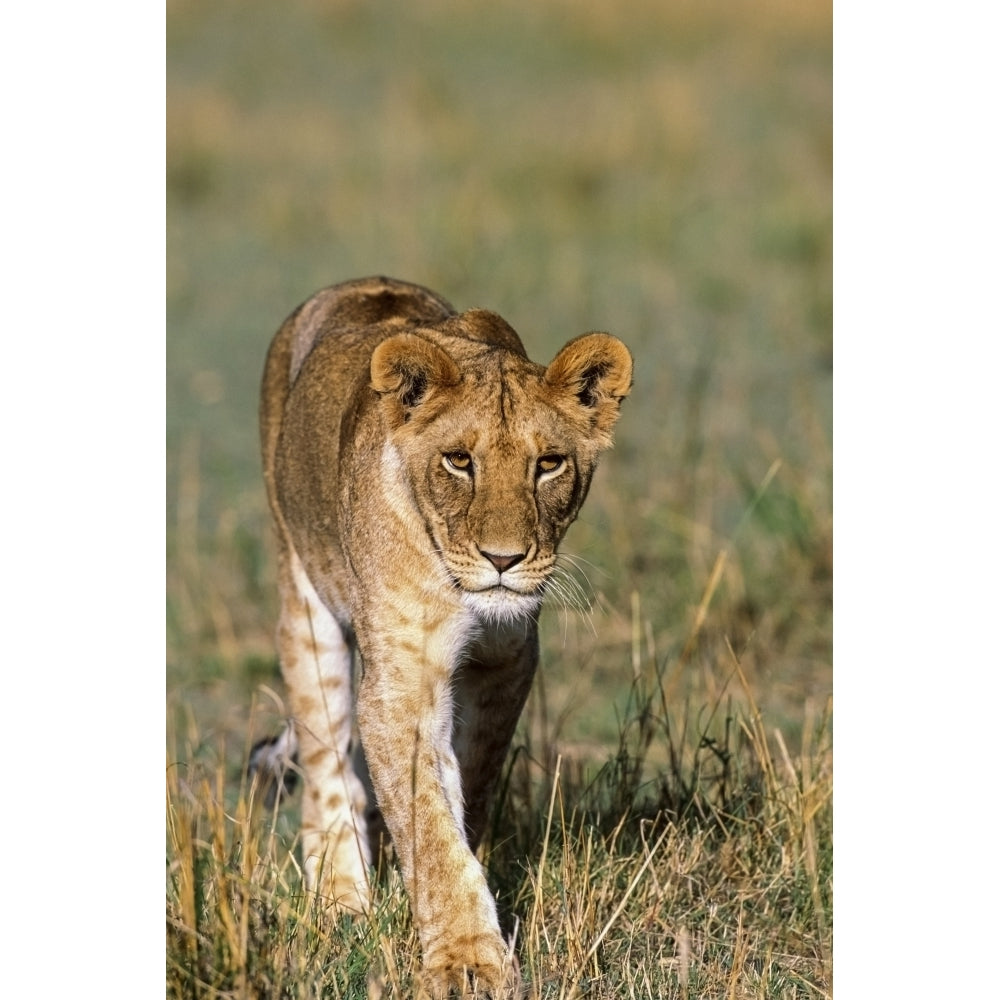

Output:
xmin=167 ymin=0 xmax=831 ymax=769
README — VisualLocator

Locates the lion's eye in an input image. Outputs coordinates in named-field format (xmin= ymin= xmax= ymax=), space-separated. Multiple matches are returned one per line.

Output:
xmin=444 ymin=451 xmax=473 ymax=474
xmin=536 ymin=454 xmax=565 ymax=478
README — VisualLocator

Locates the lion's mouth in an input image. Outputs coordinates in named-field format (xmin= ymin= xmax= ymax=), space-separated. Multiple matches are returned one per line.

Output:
xmin=475 ymin=580 xmax=541 ymax=597
xmin=445 ymin=558 xmax=546 ymax=602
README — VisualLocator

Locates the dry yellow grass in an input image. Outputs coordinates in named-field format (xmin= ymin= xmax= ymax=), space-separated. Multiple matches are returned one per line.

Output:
xmin=168 ymin=658 xmax=832 ymax=997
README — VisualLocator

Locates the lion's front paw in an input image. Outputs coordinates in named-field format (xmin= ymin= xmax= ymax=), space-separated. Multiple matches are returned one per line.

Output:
xmin=418 ymin=934 xmax=520 ymax=998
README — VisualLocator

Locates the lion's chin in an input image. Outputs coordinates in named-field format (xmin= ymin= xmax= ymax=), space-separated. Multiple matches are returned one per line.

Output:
xmin=461 ymin=586 xmax=542 ymax=625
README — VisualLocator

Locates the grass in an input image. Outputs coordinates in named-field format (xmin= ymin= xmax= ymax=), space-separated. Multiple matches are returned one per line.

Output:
xmin=168 ymin=659 xmax=831 ymax=998
xmin=167 ymin=0 xmax=831 ymax=995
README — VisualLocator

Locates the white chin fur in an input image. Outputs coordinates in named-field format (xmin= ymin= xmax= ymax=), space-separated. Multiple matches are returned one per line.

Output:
xmin=462 ymin=587 xmax=542 ymax=624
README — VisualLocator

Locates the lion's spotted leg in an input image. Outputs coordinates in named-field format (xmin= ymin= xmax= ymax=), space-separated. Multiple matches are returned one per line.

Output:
xmin=276 ymin=550 xmax=371 ymax=912
xmin=356 ymin=629 xmax=517 ymax=993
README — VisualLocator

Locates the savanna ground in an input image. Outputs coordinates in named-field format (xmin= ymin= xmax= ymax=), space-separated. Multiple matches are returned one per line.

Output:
xmin=166 ymin=1 xmax=832 ymax=995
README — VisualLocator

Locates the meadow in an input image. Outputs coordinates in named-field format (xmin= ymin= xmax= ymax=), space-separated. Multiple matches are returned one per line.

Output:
xmin=167 ymin=1 xmax=831 ymax=995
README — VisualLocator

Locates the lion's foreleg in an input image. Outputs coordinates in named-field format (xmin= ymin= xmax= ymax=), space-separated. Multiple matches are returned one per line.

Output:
xmin=356 ymin=630 xmax=517 ymax=995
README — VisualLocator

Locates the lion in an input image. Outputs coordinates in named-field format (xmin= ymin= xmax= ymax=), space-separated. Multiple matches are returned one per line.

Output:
xmin=251 ymin=276 xmax=632 ymax=995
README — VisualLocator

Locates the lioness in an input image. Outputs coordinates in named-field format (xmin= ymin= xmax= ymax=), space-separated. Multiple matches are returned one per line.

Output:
xmin=255 ymin=276 xmax=631 ymax=994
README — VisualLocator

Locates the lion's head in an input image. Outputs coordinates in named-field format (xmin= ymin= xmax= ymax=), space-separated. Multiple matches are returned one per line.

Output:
xmin=370 ymin=310 xmax=632 ymax=623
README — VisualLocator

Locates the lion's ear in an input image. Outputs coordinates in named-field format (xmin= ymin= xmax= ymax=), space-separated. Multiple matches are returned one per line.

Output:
xmin=544 ymin=333 xmax=633 ymax=442
xmin=370 ymin=333 xmax=461 ymax=424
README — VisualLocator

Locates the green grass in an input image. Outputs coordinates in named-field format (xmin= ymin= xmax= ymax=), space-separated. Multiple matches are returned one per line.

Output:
xmin=167 ymin=0 xmax=831 ymax=994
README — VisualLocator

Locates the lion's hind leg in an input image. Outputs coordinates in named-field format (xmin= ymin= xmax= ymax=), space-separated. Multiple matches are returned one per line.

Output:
xmin=276 ymin=548 xmax=371 ymax=913
xmin=249 ymin=719 xmax=299 ymax=811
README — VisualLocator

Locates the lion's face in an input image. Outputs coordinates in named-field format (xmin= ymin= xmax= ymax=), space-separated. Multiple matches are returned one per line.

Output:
xmin=371 ymin=324 xmax=632 ymax=623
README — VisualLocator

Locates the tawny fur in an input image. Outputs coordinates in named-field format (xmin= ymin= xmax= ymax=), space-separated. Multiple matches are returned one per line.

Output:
xmin=259 ymin=276 xmax=632 ymax=995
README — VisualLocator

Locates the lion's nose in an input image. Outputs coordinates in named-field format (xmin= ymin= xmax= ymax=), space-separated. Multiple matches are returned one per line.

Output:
xmin=480 ymin=550 xmax=526 ymax=574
